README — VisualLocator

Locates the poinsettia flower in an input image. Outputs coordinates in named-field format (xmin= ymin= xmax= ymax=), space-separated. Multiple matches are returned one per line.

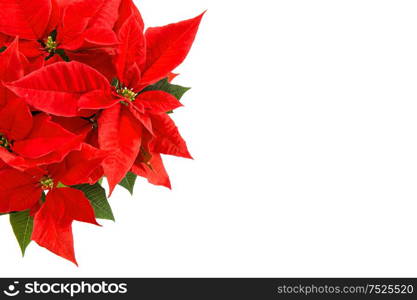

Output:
xmin=7 ymin=60 xmax=188 ymax=192
xmin=0 ymin=0 xmax=205 ymax=265
xmin=0 ymin=0 xmax=120 ymax=67
xmin=5 ymin=9 xmax=202 ymax=196
xmin=0 ymin=37 xmax=29 ymax=107
xmin=0 ymin=100 xmax=84 ymax=170
xmin=57 ymin=0 xmax=143 ymax=80
xmin=0 ymin=143 xmax=106 ymax=264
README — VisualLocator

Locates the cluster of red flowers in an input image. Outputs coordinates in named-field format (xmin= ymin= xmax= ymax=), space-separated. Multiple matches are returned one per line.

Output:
xmin=0 ymin=0 xmax=203 ymax=264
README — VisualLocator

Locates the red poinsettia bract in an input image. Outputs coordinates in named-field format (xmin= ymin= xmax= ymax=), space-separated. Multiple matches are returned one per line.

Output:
xmin=0 ymin=0 xmax=204 ymax=265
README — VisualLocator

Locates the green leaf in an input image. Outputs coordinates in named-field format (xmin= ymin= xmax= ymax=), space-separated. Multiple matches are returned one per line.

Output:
xmin=10 ymin=210 xmax=33 ymax=256
xmin=118 ymin=172 xmax=137 ymax=195
xmin=72 ymin=183 xmax=115 ymax=221
xmin=55 ymin=49 xmax=70 ymax=62
xmin=142 ymin=78 xmax=191 ymax=101
xmin=111 ymin=78 xmax=120 ymax=88
xmin=0 ymin=46 xmax=6 ymax=53
xmin=57 ymin=182 xmax=68 ymax=188
xmin=49 ymin=29 xmax=57 ymax=41
xmin=41 ymin=192 xmax=46 ymax=203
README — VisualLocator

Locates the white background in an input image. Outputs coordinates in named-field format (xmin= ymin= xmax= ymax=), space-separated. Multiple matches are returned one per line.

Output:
xmin=2 ymin=0 xmax=417 ymax=277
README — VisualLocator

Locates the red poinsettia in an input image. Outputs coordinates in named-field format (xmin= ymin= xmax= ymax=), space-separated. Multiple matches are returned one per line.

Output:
xmin=7 ymin=12 xmax=203 ymax=193
xmin=0 ymin=0 xmax=120 ymax=67
xmin=0 ymin=0 xmax=204 ymax=265
xmin=0 ymin=142 xmax=106 ymax=264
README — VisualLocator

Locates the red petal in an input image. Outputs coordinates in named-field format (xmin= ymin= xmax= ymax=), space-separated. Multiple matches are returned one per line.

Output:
xmin=150 ymin=113 xmax=192 ymax=158
xmin=128 ymin=104 xmax=153 ymax=134
xmin=0 ymin=38 xmax=28 ymax=82
xmin=114 ymin=0 xmax=144 ymax=34
xmin=51 ymin=116 xmax=92 ymax=136
xmin=0 ymin=98 xmax=33 ymax=141
xmin=59 ymin=0 xmax=119 ymax=49
xmin=0 ymin=148 xmax=31 ymax=171
xmin=50 ymin=143 xmax=108 ymax=186
xmin=136 ymin=91 xmax=183 ymax=114
xmin=12 ymin=114 xmax=82 ymax=164
xmin=67 ymin=48 xmax=116 ymax=82
xmin=0 ymin=0 xmax=52 ymax=39
xmin=0 ymin=168 xmax=41 ymax=213
xmin=18 ymin=39 xmax=44 ymax=58
xmin=88 ymin=0 xmax=121 ymax=29
xmin=115 ymin=15 xmax=145 ymax=82
xmin=45 ymin=0 xmax=61 ymax=35
xmin=0 ymin=38 xmax=28 ymax=105
xmin=98 ymin=104 xmax=142 ymax=194
xmin=32 ymin=187 xmax=99 ymax=265
xmin=78 ymin=90 xmax=118 ymax=110
xmin=132 ymin=153 xmax=171 ymax=189
xmin=7 ymin=61 xmax=111 ymax=117
xmin=62 ymin=27 xmax=118 ymax=51
xmin=59 ymin=0 xmax=103 ymax=43
xmin=141 ymin=12 xmax=205 ymax=85
xmin=167 ymin=72 xmax=179 ymax=82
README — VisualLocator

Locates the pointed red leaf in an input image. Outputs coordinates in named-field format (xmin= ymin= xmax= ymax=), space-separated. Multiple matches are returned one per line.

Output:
xmin=0 ymin=0 xmax=52 ymax=39
xmin=59 ymin=0 xmax=119 ymax=49
xmin=59 ymin=0 xmax=103 ymax=43
xmin=136 ymin=91 xmax=183 ymax=114
xmin=115 ymin=15 xmax=145 ymax=82
xmin=89 ymin=0 xmax=121 ymax=29
xmin=17 ymin=39 xmax=43 ymax=58
xmin=98 ymin=104 xmax=142 ymax=194
xmin=150 ymin=113 xmax=192 ymax=158
xmin=141 ymin=12 xmax=205 ymax=84
xmin=7 ymin=61 xmax=111 ymax=117
xmin=51 ymin=116 xmax=93 ymax=137
xmin=0 ymin=149 xmax=31 ymax=171
xmin=78 ymin=90 xmax=118 ymax=110
xmin=0 ymin=38 xmax=28 ymax=105
xmin=61 ymin=27 xmax=118 ymax=51
xmin=132 ymin=153 xmax=171 ymax=189
xmin=0 ymin=38 xmax=27 ymax=82
xmin=128 ymin=103 xmax=153 ymax=134
xmin=32 ymin=187 xmax=99 ymax=265
xmin=50 ymin=143 xmax=107 ymax=186
xmin=11 ymin=114 xmax=83 ymax=167
xmin=114 ymin=0 xmax=144 ymax=33
xmin=167 ymin=72 xmax=179 ymax=82
xmin=0 ymin=168 xmax=41 ymax=213
xmin=67 ymin=48 xmax=117 ymax=82
xmin=0 ymin=98 xmax=33 ymax=141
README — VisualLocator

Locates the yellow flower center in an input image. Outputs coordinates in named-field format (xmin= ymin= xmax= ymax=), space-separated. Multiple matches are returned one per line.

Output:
xmin=39 ymin=176 xmax=54 ymax=190
xmin=117 ymin=87 xmax=137 ymax=102
xmin=45 ymin=36 xmax=57 ymax=53
xmin=0 ymin=134 xmax=11 ymax=150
